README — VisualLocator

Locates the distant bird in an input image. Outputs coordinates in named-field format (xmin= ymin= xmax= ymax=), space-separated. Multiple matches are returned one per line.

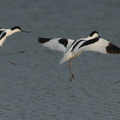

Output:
xmin=0 ymin=26 xmax=30 ymax=55
xmin=38 ymin=31 xmax=120 ymax=81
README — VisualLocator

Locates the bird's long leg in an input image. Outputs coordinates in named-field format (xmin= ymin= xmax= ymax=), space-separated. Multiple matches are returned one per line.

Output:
xmin=0 ymin=58 xmax=16 ymax=65
xmin=68 ymin=59 xmax=75 ymax=81
xmin=1 ymin=46 xmax=16 ymax=65
xmin=2 ymin=45 xmax=8 ymax=55
xmin=2 ymin=45 xmax=27 ymax=55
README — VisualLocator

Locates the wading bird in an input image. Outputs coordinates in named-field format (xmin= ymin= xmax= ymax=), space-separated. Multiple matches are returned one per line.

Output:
xmin=38 ymin=31 xmax=120 ymax=81
xmin=0 ymin=26 xmax=30 ymax=55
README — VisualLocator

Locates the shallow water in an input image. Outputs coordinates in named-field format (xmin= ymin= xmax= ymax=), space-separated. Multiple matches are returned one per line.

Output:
xmin=0 ymin=0 xmax=120 ymax=120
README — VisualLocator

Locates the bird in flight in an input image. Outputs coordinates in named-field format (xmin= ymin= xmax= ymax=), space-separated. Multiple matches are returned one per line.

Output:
xmin=0 ymin=26 xmax=30 ymax=55
xmin=38 ymin=31 xmax=120 ymax=81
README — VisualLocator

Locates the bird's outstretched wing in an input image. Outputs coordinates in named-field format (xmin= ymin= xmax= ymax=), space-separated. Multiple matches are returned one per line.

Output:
xmin=59 ymin=31 xmax=120 ymax=64
xmin=80 ymin=38 xmax=120 ymax=54
xmin=38 ymin=37 xmax=74 ymax=52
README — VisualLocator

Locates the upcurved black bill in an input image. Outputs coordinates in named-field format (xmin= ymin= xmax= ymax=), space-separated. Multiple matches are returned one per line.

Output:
xmin=21 ymin=30 xmax=31 ymax=33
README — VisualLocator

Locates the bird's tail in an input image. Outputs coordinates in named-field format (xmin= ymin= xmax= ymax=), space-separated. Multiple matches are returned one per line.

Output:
xmin=59 ymin=53 xmax=74 ymax=64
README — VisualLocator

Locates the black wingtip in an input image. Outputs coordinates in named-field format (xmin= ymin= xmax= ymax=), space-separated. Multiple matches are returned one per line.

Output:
xmin=38 ymin=37 xmax=52 ymax=44
xmin=106 ymin=43 xmax=120 ymax=54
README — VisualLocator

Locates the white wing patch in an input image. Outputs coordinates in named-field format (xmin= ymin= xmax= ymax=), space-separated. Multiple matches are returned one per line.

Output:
xmin=38 ymin=37 xmax=74 ymax=52
xmin=81 ymin=38 xmax=110 ymax=54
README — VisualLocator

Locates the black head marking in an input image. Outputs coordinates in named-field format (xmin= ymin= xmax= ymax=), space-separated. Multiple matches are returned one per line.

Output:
xmin=38 ymin=37 xmax=52 ymax=44
xmin=89 ymin=31 xmax=99 ymax=37
xmin=11 ymin=26 xmax=21 ymax=30
xmin=59 ymin=38 xmax=68 ymax=47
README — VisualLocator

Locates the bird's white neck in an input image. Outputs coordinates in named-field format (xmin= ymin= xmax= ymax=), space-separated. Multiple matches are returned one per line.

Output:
xmin=6 ymin=29 xmax=20 ymax=36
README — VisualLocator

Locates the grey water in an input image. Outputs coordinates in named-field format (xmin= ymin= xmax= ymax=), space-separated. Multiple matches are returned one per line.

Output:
xmin=0 ymin=0 xmax=120 ymax=120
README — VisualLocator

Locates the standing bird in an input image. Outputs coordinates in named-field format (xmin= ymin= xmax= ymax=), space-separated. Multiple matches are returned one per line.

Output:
xmin=0 ymin=26 xmax=30 ymax=55
xmin=38 ymin=31 xmax=120 ymax=81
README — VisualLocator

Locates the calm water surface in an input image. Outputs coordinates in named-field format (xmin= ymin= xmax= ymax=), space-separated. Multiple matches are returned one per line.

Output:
xmin=0 ymin=0 xmax=120 ymax=120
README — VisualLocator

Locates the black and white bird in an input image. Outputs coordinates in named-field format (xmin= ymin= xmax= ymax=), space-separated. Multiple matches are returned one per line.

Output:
xmin=38 ymin=31 xmax=120 ymax=81
xmin=0 ymin=26 xmax=30 ymax=55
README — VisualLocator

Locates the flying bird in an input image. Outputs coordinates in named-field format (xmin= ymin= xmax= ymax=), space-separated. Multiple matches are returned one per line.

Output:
xmin=0 ymin=26 xmax=30 ymax=55
xmin=38 ymin=31 xmax=120 ymax=81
